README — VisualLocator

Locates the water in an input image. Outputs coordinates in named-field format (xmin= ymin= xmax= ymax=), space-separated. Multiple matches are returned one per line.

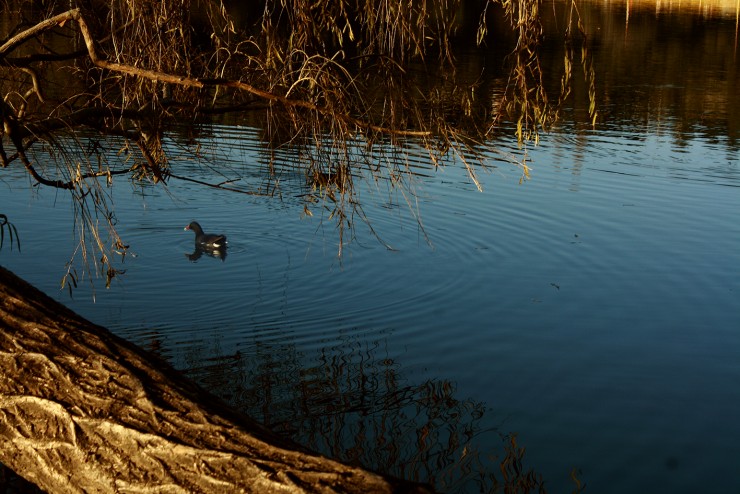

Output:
xmin=2 ymin=2 xmax=740 ymax=493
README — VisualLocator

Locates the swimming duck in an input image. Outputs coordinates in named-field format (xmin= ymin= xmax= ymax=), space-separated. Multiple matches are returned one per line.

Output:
xmin=184 ymin=221 xmax=227 ymax=248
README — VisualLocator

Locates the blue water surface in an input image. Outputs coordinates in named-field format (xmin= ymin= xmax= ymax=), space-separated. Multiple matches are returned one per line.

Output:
xmin=2 ymin=119 xmax=739 ymax=493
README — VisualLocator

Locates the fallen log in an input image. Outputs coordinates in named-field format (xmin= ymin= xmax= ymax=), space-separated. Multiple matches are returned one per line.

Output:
xmin=0 ymin=266 xmax=434 ymax=493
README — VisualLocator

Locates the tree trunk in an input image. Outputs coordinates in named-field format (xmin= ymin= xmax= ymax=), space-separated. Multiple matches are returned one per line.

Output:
xmin=0 ymin=266 xmax=433 ymax=494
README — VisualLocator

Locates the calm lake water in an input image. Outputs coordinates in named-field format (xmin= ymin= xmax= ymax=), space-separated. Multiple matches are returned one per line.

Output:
xmin=2 ymin=2 xmax=740 ymax=493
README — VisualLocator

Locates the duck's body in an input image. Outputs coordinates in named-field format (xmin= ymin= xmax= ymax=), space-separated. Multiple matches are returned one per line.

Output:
xmin=184 ymin=221 xmax=227 ymax=248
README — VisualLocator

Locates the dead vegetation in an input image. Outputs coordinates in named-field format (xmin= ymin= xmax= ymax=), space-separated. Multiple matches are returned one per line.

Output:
xmin=0 ymin=0 xmax=597 ymax=283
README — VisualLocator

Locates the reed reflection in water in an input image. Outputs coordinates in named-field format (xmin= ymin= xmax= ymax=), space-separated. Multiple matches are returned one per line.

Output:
xmin=159 ymin=320 xmax=547 ymax=493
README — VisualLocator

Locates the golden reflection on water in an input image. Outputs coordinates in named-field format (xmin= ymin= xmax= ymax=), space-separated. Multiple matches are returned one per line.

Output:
xmin=590 ymin=0 xmax=740 ymax=18
xmin=543 ymin=0 xmax=740 ymax=146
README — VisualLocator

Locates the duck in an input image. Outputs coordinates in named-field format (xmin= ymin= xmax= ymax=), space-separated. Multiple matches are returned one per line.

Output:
xmin=184 ymin=221 xmax=227 ymax=248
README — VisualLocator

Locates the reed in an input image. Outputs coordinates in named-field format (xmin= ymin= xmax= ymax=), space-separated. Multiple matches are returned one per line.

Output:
xmin=0 ymin=0 xmax=597 ymax=281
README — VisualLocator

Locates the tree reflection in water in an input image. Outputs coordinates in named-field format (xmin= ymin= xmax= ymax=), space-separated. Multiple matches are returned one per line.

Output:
xmin=176 ymin=330 xmax=561 ymax=493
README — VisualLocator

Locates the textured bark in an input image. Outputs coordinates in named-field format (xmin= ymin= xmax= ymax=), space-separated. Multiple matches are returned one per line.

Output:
xmin=0 ymin=266 xmax=433 ymax=494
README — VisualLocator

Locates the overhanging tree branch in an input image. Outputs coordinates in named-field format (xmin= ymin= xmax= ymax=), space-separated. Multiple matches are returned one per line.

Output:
xmin=1 ymin=8 xmax=431 ymax=139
